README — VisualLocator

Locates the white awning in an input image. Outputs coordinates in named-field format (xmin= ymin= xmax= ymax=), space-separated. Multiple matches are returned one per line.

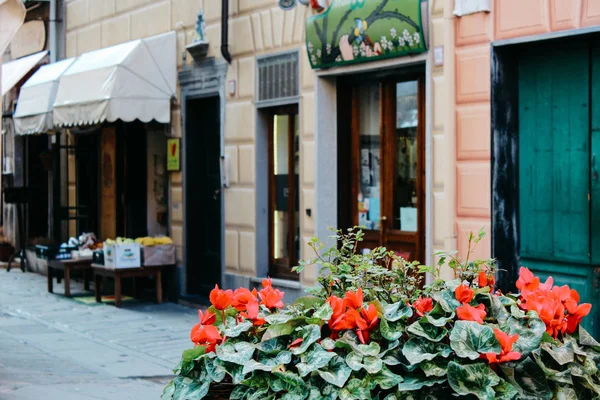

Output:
xmin=1 ymin=50 xmax=47 ymax=96
xmin=13 ymin=57 xmax=75 ymax=135
xmin=53 ymin=31 xmax=176 ymax=127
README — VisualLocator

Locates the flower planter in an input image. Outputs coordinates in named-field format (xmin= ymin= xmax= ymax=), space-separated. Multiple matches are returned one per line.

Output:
xmin=164 ymin=227 xmax=600 ymax=400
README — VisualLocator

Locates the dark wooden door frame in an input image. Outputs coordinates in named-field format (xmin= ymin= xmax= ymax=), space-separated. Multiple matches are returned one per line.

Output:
xmin=347 ymin=76 xmax=426 ymax=262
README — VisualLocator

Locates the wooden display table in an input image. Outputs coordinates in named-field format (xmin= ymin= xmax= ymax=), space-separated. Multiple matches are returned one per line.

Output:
xmin=47 ymin=258 xmax=93 ymax=297
xmin=91 ymin=264 xmax=163 ymax=308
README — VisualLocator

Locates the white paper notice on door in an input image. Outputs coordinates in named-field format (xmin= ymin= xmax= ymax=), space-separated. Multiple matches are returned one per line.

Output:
xmin=400 ymin=207 xmax=418 ymax=232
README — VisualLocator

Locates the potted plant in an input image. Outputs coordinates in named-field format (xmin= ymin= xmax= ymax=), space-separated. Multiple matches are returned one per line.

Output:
xmin=163 ymin=228 xmax=600 ymax=399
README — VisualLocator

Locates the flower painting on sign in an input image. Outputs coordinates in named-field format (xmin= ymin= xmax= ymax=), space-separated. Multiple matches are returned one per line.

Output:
xmin=305 ymin=0 xmax=427 ymax=69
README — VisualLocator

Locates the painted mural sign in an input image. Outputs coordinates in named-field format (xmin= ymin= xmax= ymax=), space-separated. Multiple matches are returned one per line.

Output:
xmin=305 ymin=0 xmax=427 ymax=69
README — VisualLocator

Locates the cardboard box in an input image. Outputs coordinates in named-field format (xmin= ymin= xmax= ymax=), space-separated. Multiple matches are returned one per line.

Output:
xmin=142 ymin=244 xmax=175 ymax=266
xmin=103 ymin=243 xmax=141 ymax=268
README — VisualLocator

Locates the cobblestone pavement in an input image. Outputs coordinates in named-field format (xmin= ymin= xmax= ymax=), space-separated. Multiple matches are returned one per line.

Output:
xmin=0 ymin=270 xmax=199 ymax=399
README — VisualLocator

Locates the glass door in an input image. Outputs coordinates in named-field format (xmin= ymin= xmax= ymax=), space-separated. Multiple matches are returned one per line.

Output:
xmin=350 ymin=77 xmax=425 ymax=263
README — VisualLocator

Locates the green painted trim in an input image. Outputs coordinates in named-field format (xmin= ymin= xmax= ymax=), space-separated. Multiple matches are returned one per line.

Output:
xmin=305 ymin=0 xmax=427 ymax=70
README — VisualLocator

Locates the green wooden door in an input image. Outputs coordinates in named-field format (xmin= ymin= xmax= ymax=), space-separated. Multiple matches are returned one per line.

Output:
xmin=519 ymin=42 xmax=597 ymax=335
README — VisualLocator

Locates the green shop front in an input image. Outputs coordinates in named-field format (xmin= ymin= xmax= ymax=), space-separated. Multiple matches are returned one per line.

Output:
xmin=307 ymin=0 xmax=431 ymax=265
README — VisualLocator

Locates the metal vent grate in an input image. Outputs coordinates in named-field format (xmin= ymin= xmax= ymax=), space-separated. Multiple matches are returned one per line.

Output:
xmin=257 ymin=51 xmax=299 ymax=106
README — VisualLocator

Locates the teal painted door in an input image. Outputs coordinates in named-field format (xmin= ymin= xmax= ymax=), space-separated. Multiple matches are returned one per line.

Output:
xmin=519 ymin=42 xmax=598 ymax=335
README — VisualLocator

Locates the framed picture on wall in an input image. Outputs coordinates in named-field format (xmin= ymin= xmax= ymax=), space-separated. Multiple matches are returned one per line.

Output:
xmin=167 ymin=138 xmax=181 ymax=172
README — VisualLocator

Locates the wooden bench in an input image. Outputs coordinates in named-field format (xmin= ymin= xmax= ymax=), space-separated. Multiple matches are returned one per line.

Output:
xmin=47 ymin=258 xmax=93 ymax=297
xmin=91 ymin=263 xmax=163 ymax=308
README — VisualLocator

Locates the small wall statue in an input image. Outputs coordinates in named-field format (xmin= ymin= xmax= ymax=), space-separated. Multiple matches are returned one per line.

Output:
xmin=193 ymin=11 xmax=206 ymax=43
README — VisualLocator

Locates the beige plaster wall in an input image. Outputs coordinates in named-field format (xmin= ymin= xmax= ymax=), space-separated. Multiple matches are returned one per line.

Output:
xmin=64 ymin=0 xmax=317 ymax=284
xmin=453 ymin=0 xmax=600 ymax=260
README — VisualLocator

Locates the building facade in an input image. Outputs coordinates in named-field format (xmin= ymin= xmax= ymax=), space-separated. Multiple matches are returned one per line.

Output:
xmin=56 ymin=0 xmax=462 ymax=300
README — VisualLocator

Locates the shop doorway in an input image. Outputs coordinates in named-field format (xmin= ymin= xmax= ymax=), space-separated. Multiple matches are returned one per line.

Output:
xmin=516 ymin=41 xmax=600 ymax=334
xmin=184 ymin=96 xmax=222 ymax=295
xmin=26 ymin=135 xmax=50 ymax=239
xmin=338 ymin=76 xmax=426 ymax=263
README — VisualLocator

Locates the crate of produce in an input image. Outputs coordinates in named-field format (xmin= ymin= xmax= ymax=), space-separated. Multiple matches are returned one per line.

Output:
xmin=103 ymin=240 xmax=141 ymax=269
xmin=142 ymin=244 xmax=175 ymax=266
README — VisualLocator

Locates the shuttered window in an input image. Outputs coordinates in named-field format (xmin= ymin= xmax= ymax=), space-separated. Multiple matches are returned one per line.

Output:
xmin=256 ymin=51 xmax=299 ymax=107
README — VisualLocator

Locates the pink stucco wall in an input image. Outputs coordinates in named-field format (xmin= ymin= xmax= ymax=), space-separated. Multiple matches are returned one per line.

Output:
xmin=454 ymin=0 xmax=600 ymax=259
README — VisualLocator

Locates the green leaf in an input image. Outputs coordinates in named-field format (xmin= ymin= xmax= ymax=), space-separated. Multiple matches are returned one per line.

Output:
xmin=402 ymin=337 xmax=452 ymax=365
xmin=296 ymin=344 xmax=337 ymax=377
xmin=296 ymin=344 xmax=336 ymax=377
xmin=554 ymin=386 xmax=578 ymax=400
xmin=397 ymin=374 xmax=445 ymax=391
xmin=420 ymin=359 xmax=448 ymax=377
xmin=161 ymin=379 xmax=175 ymax=400
xmin=450 ymin=320 xmax=500 ymax=360
xmin=493 ymin=379 xmax=519 ymax=400
xmin=345 ymin=351 xmax=383 ymax=374
xmin=171 ymin=376 xmax=211 ymax=400
xmin=216 ymin=341 xmax=255 ymax=365
xmin=370 ymin=365 xmax=403 ymax=390
xmin=293 ymin=295 xmax=325 ymax=310
xmin=384 ymin=301 xmax=413 ymax=322
xmin=447 ymin=361 xmax=500 ymax=400
xmin=345 ymin=351 xmax=363 ymax=371
xmin=313 ymin=303 xmax=334 ymax=321
xmin=337 ymin=331 xmax=381 ymax=356
xmin=256 ymin=336 xmax=289 ymax=355
xmin=317 ymin=356 xmax=352 ymax=388
xmin=579 ymin=325 xmax=600 ymax=347
xmin=422 ymin=312 xmax=455 ymax=327
xmin=204 ymin=357 xmax=226 ymax=382
xmin=182 ymin=345 xmax=206 ymax=363
xmin=407 ymin=320 xmax=448 ymax=342
xmin=321 ymin=337 xmax=336 ymax=350
xmin=503 ymin=315 xmax=545 ymax=354
xmin=532 ymin=349 xmax=573 ymax=385
xmin=265 ymin=312 xmax=296 ymax=325
xmin=499 ymin=358 xmax=551 ymax=400
xmin=242 ymin=351 xmax=292 ymax=374
xmin=262 ymin=317 xmax=305 ymax=341
xmin=290 ymin=325 xmax=322 ymax=355
xmin=380 ymin=318 xmax=403 ymax=341
xmin=433 ymin=288 xmax=461 ymax=313
xmin=213 ymin=359 xmax=247 ymax=384
xmin=541 ymin=341 xmax=574 ymax=365
xmin=488 ymin=294 xmax=511 ymax=323
xmin=339 ymin=378 xmax=371 ymax=400
xmin=223 ymin=319 xmax=253 ymax=338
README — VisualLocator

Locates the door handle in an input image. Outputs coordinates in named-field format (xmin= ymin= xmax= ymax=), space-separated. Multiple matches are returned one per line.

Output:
xmin=213 ymin=188 xmax=220 ymax=200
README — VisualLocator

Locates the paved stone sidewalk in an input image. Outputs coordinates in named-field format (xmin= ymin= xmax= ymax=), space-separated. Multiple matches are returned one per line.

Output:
xmin=0 ymin=270 xmax=199 ymax=399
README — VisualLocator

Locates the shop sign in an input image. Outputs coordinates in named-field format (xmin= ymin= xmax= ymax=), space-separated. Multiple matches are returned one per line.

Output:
xmin=167 ymin=138 xmax=180 ymax=172
xmin=305 ymin=0 xmax=428 ymax=70
xmin=10 ymin=20 xmax=45 ymax=59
